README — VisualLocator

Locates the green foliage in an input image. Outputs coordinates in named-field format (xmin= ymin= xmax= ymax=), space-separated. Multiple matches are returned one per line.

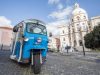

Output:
xmin=84 ymin=32 xmax=94 ymax=49
xmin=84 ymin=24 xmax=100 ymax=50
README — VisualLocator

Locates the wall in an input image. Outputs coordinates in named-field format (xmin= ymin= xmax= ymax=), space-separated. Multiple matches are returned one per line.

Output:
xmin=0 ymin=27 xmax=13 ymax=50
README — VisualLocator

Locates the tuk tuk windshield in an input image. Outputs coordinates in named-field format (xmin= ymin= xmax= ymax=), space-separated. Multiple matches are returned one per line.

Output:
xmin=26 ymin=23 xmax=47 ymax=35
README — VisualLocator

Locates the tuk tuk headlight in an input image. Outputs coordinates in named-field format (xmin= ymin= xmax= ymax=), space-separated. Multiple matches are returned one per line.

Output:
xmin=24 ymin=38 xmax=29 ymax=41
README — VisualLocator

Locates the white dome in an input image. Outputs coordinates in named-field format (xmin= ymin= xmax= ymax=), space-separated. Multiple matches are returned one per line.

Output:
xmin=72 ymin=3 xmax=87 ymax=15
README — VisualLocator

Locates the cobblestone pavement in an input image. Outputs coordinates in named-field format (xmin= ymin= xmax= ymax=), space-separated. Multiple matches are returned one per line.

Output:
xmin=0 ymin=50 xmax=100 ymax=75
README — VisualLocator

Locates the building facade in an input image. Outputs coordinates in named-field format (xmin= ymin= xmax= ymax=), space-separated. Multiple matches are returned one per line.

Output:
xmin=90 ymin=16 xmax=100 ymax=28
xmin=48 ymin=36 xmax=60 ymax=52
xmin=59 ymin=3 xmax=92 ymax=52
xmin=0 ymin=25 xmax=13 ymax=50
xmin=58 ymin=25 xmax=70 ymax=52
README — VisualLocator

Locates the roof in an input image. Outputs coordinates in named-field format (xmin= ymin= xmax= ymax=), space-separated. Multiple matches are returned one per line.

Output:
xmin=0 ymin=24 xmax=13 ymax=28
xmin=0 ymin=26 xmax=13 ymax=30
xmin=23 ymin=19 xmax=46 ymax=25
xmin=91 ymin=16 xmax=100 ymax=20
xmin=72 ymin=3 xmax=87 ymax=15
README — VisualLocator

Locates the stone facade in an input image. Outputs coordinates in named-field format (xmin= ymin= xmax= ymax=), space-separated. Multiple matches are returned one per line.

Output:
xmin=48 ymin=36 xmax=60 ymax=52
xmin=90 ymin=16 xmax=100 ymax=27
xmin=0 ymin=26 xmax=13 ymax=50
xmin=59 ymin=3 xmax=92 ymax=52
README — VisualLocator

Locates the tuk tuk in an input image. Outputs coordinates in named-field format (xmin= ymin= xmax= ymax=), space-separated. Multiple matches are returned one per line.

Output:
xmin=10 ymin=19 xmax=48 ymax=74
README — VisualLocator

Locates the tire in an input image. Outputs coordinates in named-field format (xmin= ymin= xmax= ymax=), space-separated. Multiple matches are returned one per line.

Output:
xmin=31 ymin=53 xmax=41 ymax=74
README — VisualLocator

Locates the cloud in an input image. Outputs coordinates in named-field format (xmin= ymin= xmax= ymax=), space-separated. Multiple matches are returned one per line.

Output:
xmin=47 ymin=19 xmax=69 ymax=35
xmin=46 ymin=25 xmax=58 ymax=35
xmin=47 ymin=20 xmax=69 ymax=26
xmin=48 ymin=0 xmax=60 ymax=4
xmin=48 ymin=0 xmax=71 ymax=5
xmin=0 ymin=16 xmax=12 ymax=28
xmin=57 ymin=3 xmax=63 ymax=9
xmin=48 ymin=6 xmax=73 ymax=20
xmin=46 ymin=24 xmax=59 ymax=36
xmin=47 ymin=0 xmax=73 ymax=36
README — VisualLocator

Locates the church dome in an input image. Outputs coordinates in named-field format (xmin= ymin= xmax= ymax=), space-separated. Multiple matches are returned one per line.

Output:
xmin=72 ymin=3 xmax=87 ymax=15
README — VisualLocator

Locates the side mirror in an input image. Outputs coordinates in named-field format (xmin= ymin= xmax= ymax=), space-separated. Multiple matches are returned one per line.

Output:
xmin=13 ymin=26 xmax=19 ymax=32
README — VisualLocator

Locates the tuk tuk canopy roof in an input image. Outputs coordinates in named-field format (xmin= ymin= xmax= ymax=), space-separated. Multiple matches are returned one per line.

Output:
xmin=23 ymin=19 xmax=46 ymax=26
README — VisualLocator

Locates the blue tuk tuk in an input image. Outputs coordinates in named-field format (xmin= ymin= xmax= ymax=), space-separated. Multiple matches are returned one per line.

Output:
xmin=10 ymin=19 xmax=48 ymax=74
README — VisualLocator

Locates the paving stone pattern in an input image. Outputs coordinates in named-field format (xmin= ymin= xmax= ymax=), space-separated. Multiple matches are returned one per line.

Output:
xmin=0 ymin=50 xmax=100 ymax=75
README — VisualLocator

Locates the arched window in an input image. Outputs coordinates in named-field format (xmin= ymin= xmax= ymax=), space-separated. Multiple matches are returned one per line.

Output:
xmin=72 ymin=19 xmax=73 ymax=22
xmin=62 ymin=30 xmax=64 ymax=34
xmin=77 ymin=24 xmax=80 ymax=31
xmin=77 ymin=16 xmax=80 ymax=20
xmin=63 ymin=37 xmax=65 ymax=41
xmin=84 ymin=16 xmax=86 ymax=19
xmin=79 ymin=40 xmax=82 ymax=46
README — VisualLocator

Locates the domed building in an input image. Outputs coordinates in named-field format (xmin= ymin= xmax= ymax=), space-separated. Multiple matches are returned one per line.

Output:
xmin=59 ymin=3 xmax=91 ymax=52
xmin=0 ymin=24 xmax=13 ymax=50
xmin=70 ymin=3 xmax=89 ymax=48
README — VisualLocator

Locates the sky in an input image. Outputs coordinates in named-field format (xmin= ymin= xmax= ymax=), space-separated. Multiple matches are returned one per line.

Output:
xmin=0 ymin=0 xmax=100 ymax=34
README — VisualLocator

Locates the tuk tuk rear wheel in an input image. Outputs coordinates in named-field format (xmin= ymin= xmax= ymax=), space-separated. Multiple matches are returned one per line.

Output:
xmin=31 ymin=53 xmax=41 ymax=74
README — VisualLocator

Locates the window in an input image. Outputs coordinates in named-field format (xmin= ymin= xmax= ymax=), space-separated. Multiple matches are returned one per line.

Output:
xmin=72 ymin=29 xmax=74 ymax=32
xmin=77 ymin=24 xmax=79 ymax=26
xmin=74 ymin=40 xmax=77 ymax=46
xmin=62 ymin=30 xmax=64 ymax=34
xmin=83 ymin=25 xmax=87 ymax=31
xmin=72 ymin=19 xmax=73 ymax=22
xmin=79 ymin=40 xmax=82 ymax=46
xmin=63 ymin=37 xmax=65 ymax=41
xmin=84 ymin=16 xmax=86 ymax=19
xmin=77 ymin=24 xmax=80 ymax=31
xmin=77 ymin=16 xmax=80 ymax=20
xmin=26 ymin=23 xmax=47 ymax=35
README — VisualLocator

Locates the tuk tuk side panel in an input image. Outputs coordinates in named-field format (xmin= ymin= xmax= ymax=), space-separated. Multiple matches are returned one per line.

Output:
xmin=14 ymin=42 xmax=21 ymax=58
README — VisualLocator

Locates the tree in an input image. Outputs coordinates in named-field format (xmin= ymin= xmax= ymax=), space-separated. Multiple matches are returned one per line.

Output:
xmin=84 ymin=24 xmax=100 ymax=50
xmin=84 ymin=32 xmax=94 ymax=49
xmin=92 ymin=24 xmax=100 ymax=48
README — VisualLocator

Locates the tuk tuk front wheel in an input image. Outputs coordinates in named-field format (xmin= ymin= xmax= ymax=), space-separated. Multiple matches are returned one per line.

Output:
xmin=31 ymin=52 xmax=41 ymax=74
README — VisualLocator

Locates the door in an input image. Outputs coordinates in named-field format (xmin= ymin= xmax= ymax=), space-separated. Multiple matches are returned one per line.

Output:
xmin=11 ymin=25 xmax=23 ymax=60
